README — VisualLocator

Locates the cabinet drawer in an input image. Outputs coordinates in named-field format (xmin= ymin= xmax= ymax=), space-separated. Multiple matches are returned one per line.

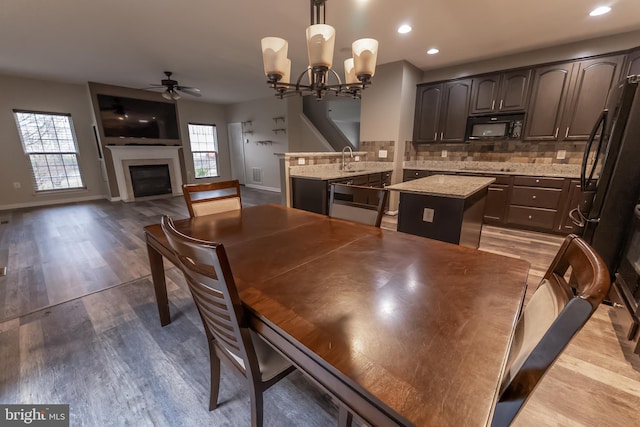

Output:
xmin=351 ymin=175 xmax=369 ymax=186
xmin=403 ymin=169 xmax=431 ymax=181
xmin=490 ymin=175 xmax=512 ymax=185
xmin=507 ymin=206 xmax=557 ymax=229
xmin=510 ymin=186 xmax=562 ymax=209
xmin=513 ymin=176 xmax=564 ymax=189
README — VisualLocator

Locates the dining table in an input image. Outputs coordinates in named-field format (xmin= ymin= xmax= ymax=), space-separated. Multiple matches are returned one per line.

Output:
xmin=143 ymin=204 xmax=530 ymax=426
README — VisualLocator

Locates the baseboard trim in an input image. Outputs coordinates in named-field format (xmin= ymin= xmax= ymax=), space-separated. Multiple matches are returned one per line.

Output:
xmin=0 ymin=194 xmax=109 ymax=211
xmin=244 ymin=184 xmax=281 ymax=193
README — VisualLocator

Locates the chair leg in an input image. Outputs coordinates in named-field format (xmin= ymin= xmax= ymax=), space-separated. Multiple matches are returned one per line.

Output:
xmin=208 ymin=344 xmax=221 ymax=411
xmin=338 ymin=405 xmax=353 ymax=427
xmin=250 ymin=390 xmax=264 ymax=427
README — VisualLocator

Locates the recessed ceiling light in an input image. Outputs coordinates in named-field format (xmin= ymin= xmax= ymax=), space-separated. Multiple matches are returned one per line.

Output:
xmin=427 ymin=48 xmax=440 ymax=55
xmin=589 ymin=6 xmax=611 ymax=16
xmin=398 ymin=24 xmax=412 ymax=34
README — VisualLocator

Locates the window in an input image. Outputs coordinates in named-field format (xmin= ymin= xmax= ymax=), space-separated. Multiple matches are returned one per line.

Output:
xmin=14 ymin=111 xmax=85 ymax=191
xmin=188 ymin=123 xmax=219 ymax=178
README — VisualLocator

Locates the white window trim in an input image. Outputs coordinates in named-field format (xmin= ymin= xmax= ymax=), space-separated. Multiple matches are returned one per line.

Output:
xmin=188 ymin=123 xmax=220 ymax=179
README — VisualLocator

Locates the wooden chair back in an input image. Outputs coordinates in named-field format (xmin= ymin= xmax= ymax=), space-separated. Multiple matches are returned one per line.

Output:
xmin=182 ymin=180 xmax=242 ymax=217
xmin=492 ymin=234 xmax=610 ymax=426
xmin=160 ymin=215 xmax=258 ymax=374
xmin=329 ymin=183 xmax=388 ymax=227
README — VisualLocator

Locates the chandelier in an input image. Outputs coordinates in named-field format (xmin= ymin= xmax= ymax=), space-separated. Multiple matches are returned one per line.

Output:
xmin=261 ymin=0 xmax=378 ymax=100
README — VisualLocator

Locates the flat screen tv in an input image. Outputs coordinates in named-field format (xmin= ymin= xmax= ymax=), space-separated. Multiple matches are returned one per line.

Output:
xmin=97 ymin=94 xmax=179 ymax=140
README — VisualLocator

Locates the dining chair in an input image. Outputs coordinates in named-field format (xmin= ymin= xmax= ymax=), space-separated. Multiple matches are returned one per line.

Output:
xmin=160 ymin=215 xmax=295 ymax=427
xmin=328 ymin=183 xmax=389 ymax=227
xmin=182 ymin=180 xmax=242 ymax=217
xmin=491 ymin=234 xmax=610 ymax=426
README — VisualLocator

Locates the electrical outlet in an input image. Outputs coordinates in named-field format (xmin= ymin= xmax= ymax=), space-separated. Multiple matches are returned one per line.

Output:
xmin=297 ymin=158 xmax=306 ymax=165
xmin=441 ymin=150 xmax=448 ymax=158
xmin=354 ymin=156 xmax=360 ymax=162
xmin=556 ymin=150 xmax=567 ymax=160
xmin=13 ymin=182 xmax=21 ymax=189
xmin=422 ymin=208 xmax=435 ymax=223
xmin=378 ymin=149 xmax=388 ymax=159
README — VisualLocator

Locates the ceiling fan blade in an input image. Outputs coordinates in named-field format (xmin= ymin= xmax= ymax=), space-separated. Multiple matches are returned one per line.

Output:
xmin=177 ymin=87 xmax=202 ymax=97
xmin=141 ymin=86 xmax=165 ymax=90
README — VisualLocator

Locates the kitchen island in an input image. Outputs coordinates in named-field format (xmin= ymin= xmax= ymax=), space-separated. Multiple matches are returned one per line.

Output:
xmin=387 ymin=174 xmax=495 ymax=248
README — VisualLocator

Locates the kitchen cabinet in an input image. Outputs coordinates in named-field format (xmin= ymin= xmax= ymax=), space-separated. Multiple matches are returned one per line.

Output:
xmin=624 ymin=48 xmax=640 ymax=77
xmin=561 ymin=55 xmax=624 ymax=140
xmin=483 ymin=175 xmax=512 ymax=224
xmin=525 ymin=55 xmax=624 ymax=141
xmin=506 ymin=176 xmax=565 ymax=231
xmin=524 ymin=62 xmax=575 ymax=141
xmin=469 ymin=70 xmax=531 ymax=115
xmin=413 ymin=80 xmax=471 ymax=143
xmin=403 ymin=169 xmax=432 ymax=181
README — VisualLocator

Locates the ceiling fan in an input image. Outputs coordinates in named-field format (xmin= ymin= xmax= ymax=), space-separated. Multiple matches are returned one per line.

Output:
xmin=145 ymin=71 xmax=201 ymax=100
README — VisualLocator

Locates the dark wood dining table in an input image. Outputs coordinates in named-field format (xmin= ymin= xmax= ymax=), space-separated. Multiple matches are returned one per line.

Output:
xmin=143 ymin=204 xmax=529 ymax=426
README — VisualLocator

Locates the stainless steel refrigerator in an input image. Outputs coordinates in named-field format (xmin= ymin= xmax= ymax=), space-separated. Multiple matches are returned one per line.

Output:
xmin=570 ymin=75 xmax=640 ymax=277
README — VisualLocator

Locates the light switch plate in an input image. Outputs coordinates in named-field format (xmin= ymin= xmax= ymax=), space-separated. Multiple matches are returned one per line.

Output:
xmin=297 ymin=158 xmax=306 ymax=165
xmin=441 ymin=150 xmax=448 ymax=158
xmin=556 ymin=150 xmax=567 ymax=160
xmin=354 ymin=156 xmax=360 ymax=161
xmin=422 ymin=208 xmax=435 ymax=222
xmin=378 ymin=149 xmax=388 ymax=159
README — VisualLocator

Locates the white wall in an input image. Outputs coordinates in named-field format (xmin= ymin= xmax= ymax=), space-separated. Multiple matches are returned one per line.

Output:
xmin=0 ymin=74 xmax=106 ymax=209
xmin=225 ymin=96 xmax=287 ymax=191
xmin=177 ymin=99 xmax=232 ymax=184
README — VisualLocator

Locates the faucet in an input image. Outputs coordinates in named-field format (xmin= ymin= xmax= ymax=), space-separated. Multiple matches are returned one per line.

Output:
xmin=341 ymin=146 xmax=354 ymax=171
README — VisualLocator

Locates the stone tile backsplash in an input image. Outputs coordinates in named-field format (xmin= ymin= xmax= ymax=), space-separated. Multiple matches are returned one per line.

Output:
xmin=405 ymin=140 xmax=589 ymax=164
xmin=360 ymin=141 xmax=396 ymax=162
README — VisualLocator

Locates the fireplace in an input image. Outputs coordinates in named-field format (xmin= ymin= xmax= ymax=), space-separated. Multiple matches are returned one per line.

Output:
xmin=106 ymin=145 xmax=183 ymax=202
xmin=129 ymin=164 xmax=172 ymax=198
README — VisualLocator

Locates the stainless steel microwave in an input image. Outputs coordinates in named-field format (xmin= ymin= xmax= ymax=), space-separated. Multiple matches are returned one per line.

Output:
xmin=465 ymin=113 xmax=524 ymax=141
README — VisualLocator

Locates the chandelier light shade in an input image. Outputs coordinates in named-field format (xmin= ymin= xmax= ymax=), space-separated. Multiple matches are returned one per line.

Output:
xmin=353 ymin=38 xmax=379 ymax=78
xmin=306 ymin=24 xmax=336 ymax=68
xmin=261 ymin=0 xmax=378 ymax=99
xmin=261 ymin=37 xmax=289 ymax=78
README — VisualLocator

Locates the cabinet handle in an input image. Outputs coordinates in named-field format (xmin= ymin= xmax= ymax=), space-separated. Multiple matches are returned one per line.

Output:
xmin=499 ymin=100 xmax=504 ymax=110
xmin=532 ymin=195 xmax=537 ymax=199
xmin=554 ymin=128 xmax=559 ymax=138
xmin=528 ymin=215 xmax=533 ymax=220
xmin=491 ymin=100 xmax=495 ymax=110
xmin=565 ymin=127 xmax=570 ymax=138
xmin=536 ymin=179 xmax=540 ymax=183
xmin=440 ymin=132 xmax=443 ymax=140
xmin=434 ymin=132 xmax=437 ymax=141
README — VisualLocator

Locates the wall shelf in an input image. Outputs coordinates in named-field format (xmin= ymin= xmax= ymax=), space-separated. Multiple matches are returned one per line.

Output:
xmin=272 ymin=116 xmax=285 ymax=124
xmin=255 ymin=140 xmax=274 ymax=145
xmin=272 ymin=128 xmax=287 ymax=135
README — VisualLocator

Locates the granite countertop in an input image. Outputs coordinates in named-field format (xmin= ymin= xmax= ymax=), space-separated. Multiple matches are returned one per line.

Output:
xmin=386 ymin=174 xmax=495 ymax=199
xmin=403 ymin=160 xmax=581 ymax=178
xmin=289 ymin=162 xmax=394 ymax=180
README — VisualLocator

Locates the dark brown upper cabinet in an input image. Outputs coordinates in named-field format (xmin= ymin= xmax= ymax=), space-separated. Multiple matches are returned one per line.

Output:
xmin=525 ymin=55 xmax=623 ymax=141
xmin=561 ymin=55 xmax=624 ymax=140
xmin=413 ymin=83 xmax=442 ymax=143
xmin=469 ymin=70 xmax=531 ymax=115
xmin=624 ymin=48 xmax=640 ymax=77
xmin=413 ymin=80 xmax=471 ymax=143
xmin=524 ymin=62 xmax=575 ymax=141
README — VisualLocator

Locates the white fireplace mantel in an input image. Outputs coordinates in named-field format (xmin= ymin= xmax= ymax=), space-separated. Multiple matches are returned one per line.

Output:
xmin=106 ymin=145 xmax=183 ymax=202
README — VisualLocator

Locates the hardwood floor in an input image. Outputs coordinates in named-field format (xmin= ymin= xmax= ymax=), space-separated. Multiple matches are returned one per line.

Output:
xmin=1 ymin=194 xmax=639 ymax=426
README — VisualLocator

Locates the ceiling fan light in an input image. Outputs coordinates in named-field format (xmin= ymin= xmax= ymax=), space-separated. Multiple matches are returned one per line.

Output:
xmin=162 ymin=90 xmax=172 ymax=100
xmin=171 ymin=91 xmax=181 ymax=100
xmin=261 ymin=37 xmax=289 ymax=79
xmin=344 ymin=58 xmax=357 ymax=86
xmin=352 ymin=38 xmax=378 ymax=78
xmin=306 ymin=24 xmax=335 ymax=68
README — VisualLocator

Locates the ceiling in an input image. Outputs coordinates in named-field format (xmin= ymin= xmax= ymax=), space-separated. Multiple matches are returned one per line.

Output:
xmin=1 ymin=0 xmax=639 ymax=104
